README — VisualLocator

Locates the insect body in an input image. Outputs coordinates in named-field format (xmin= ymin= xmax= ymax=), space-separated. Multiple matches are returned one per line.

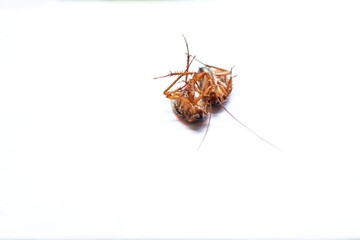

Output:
xmin=155 ymin=69 xmax=209 ymax=122
xmin=170 ymin=78 xmax=209 ymax=122
xmin=154 ymin=36 xmax=215 ymax=122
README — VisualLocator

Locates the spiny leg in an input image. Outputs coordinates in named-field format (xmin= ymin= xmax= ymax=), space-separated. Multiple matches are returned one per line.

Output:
xmin=154 ymin=72 xmax=196 ymax=96
xmin=182 ymin=35 xmax=196 ymax=84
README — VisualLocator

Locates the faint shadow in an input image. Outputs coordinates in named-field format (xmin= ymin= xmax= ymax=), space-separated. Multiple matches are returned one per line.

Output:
xmin=171 ymin=113 xmax=208 ymax=131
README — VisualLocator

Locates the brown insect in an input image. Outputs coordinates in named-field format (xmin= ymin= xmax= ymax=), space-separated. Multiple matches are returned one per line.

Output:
xmin=155 ymin=36 xmax=281 ymax=151
xmin=154 ymin=38 xmax=202 ymax=121
xmin=154 ymin=36 xmax=233 ymax=120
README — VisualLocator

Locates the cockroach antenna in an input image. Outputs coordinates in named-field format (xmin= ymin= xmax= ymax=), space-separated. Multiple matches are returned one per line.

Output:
xmin=219 ymin=102 xmax=283 ymax=151
xmin=197 ymin=104 xmax=212 ymax=151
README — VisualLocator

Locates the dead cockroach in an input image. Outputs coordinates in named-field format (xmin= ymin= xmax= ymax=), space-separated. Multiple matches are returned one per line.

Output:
xmin=155 ymin=35 xmax=281 ymax=151
xmin=154 ymin=36 xmax=210 ymax=122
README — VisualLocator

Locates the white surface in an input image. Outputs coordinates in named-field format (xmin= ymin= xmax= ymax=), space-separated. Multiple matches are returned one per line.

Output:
xmin=1 ymin=0 xmax=360 ymax=238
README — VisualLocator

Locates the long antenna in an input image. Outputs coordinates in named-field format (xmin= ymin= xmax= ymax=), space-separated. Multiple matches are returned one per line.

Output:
xmin=220 ymin=103 xmax=283 ymax=152
xmin=197 ymin=105 xmax=212 ymax=151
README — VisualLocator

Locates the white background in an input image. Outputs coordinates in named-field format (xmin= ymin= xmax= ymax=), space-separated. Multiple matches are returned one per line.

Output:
xmin=1 ymin=0 xmax=360 ymax=238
